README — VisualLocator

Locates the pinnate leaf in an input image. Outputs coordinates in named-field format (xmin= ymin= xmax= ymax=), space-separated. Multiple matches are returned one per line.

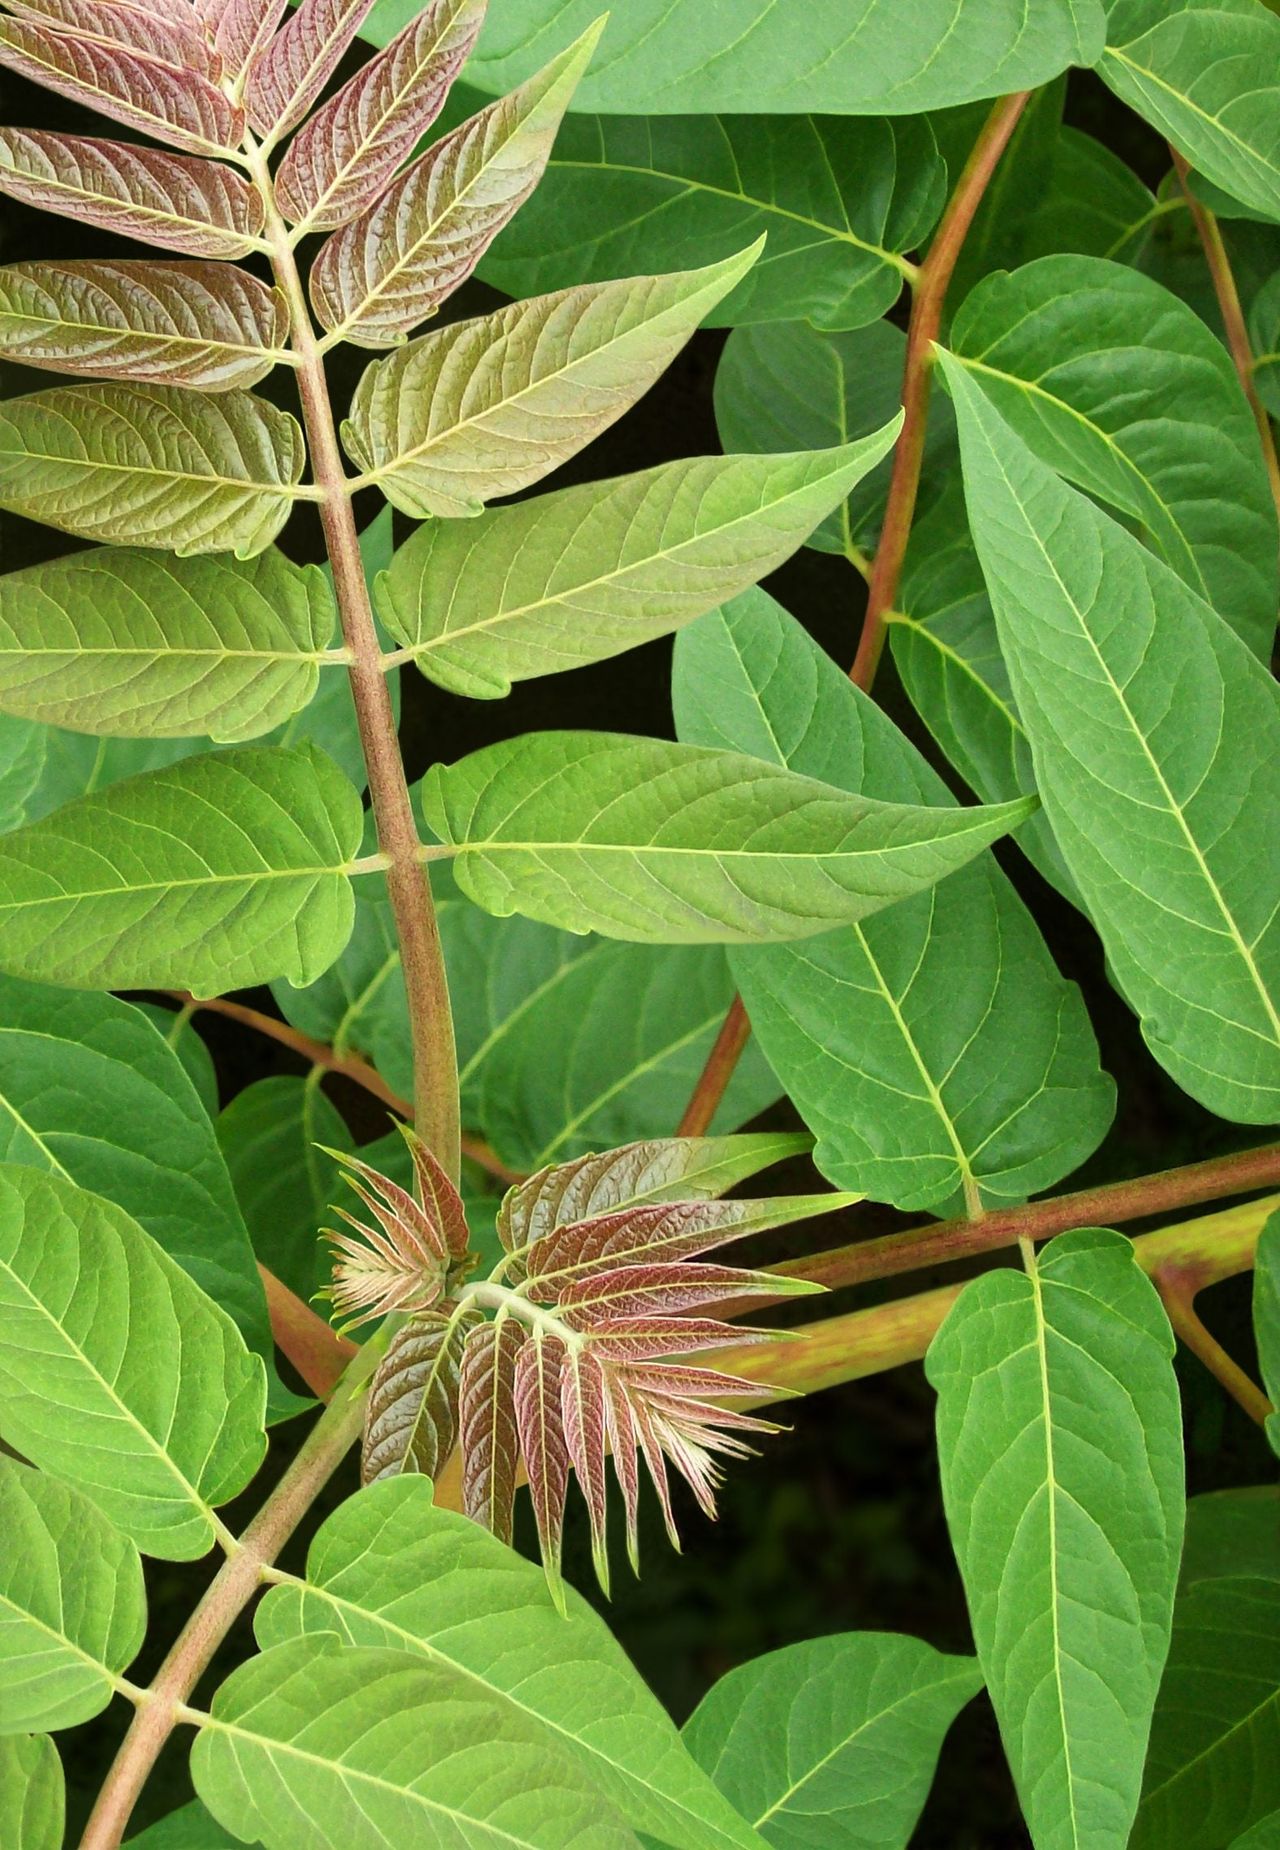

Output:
xmin=458 ymin=1315 xmax=522 ymax=1543
xmin=0 ymin=17 xmax=243 ymax=157
xmin=0 ymin=382 xmax=304 ymax=557
xmin=513 ymin=1330 xmax=571 ymax=1605
xmin=310 ymin=21 xmax=602 ymax=346
xmin=6 ymin=0 xmax=219 ymax=77
xmin=0 ymin=743 xmax=363 ymax=993
xmin=940 ymin=351 xmax=1280 ymax=1124
xmin=344 ymin=245 xmax=762 ymax=516
xmin=928 ymin=1228 xmax=1184 ymax=1850
xmin=420 ymin=730 xmax=1036 ymax=945
xmin=0 ymin=546 xmax=335 ymax=740
xmin=256 ymin=1476 xmax=771 ymax=1850
xmin=276 ymin=0 xmax=485 ymax=230
xmin=211 ymin=0 xmax=288 ymax=83
xmin=683 ymin=1632 xmax=983 ymax=1850
xmin=244 ymin=0 xmax=378 ymax=140
xmin=0 ymin=259 xmax=287 ymax=392
xmin=0 ymin=1736 xmax=62 ymax=1850
xmin=0 ymin=128 xmax=266 ymax=257
xmin=0 ymin=1456 xmax=145 ymax=1732
xmin=362 ymin=1307 xmax=477 ymax=1483
xmin=192 ymin=1632 xmax=640 ymax=1850
xmin=374 ymin=434 xmax=898 ymax=695
xmin=0 ymin=1164 xmax=266 ymax=1558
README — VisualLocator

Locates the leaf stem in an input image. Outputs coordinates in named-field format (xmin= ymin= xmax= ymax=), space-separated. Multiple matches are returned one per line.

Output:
xmin=676 ymin=994 xmax=753 ymax=1137
xmin=851 ymin=88 xmax=1030 ymax=690
xmin=245 ymin=140 xmax=461 ymax=1182
xmin=1171 ymin=148 xmax=1280 ymax=522
xmin=1154 ymin=1270 xmax=1274 ymax=1425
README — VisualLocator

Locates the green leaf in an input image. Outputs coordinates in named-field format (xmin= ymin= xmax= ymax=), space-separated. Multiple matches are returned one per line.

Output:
xmin=1252 ymin=270 xmax=1280 ymax=416
xmin=674 ymin=590 xmax=1113 ymax=1215
xmin=927 ymin=1228 xmax=1184 ymax=1850
xmin=0 ymin=546 xmax=338 ymax=742
xmin=939 ymin=351 xmax=1280 ymax=1124
xmin=342 ymin=246 xmax=764 ymax=518
xmin=0 ymin=714 xmax=45 ymax=833
xmin=421 ymin=731 xmax=1036 ymax=945
xmin=0 ymin=1455 xmax=145 ymax=1732
xmin=1254 ymin=1209 xmax=1280 ymax=1456
xmin=0 ymin=1164 xmax=266 ymax=1559
xmin=1231 ymin=1813 xmax=1280 ymax=1850
xmin=125 ymin=1800 xmax=248 ymax=1847
xmin=1099 ymin=0 xmax=1280 ymax=225
xmin=374 ymin=433 xmax=901 ymax=696
xmin=366 ymin=0 xmax=1105 ymax=115
xmin=192 ymin=1632 xmax=644 ymax=1850
xmin=128 ymin=999 xmax=220 ymax=1118
xmin=1132 ymin=1515 xmax=1280 ymax=1850
xmin=0 ymin=383 xmax=305 ymax=557
xmin=254 ymin=1475 xmax=771 ymax=1850
xmin=1018 ymin=126 xmax=1162 ymax=266
xmin=0 ymin=743 xmax=363 ymax=993
xmin=712 ymin=321 xmax=951 ymax=559
xmin=0 ymin=1736 xmax=63 ymax=1850
xmin=1181 ymin=1487 xmax=1280 ymax=1587
xmin=948 ymin=256 xmax=1279 ymax=660
xmin=447 ymin=103 xmax=944 ymax=329
xmin=682 ymin=1632 xmax=982 ymax=1849
xmin=0 ymin=976 xmax=285 ymax=1412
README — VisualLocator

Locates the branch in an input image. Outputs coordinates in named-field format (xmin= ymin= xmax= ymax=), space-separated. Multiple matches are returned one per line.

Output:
xmin=1171 ymin=148 xmax=1280 ymax=522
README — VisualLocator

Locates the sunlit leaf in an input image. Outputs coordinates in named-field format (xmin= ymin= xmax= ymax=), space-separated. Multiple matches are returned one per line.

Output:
xmin=0 ymin=382 xmax=305 ymax=557
xmin=420 ymin=730 xmax=1036 ymax=945
xmin=374 ymin=435 xmax=900 ymax=695
xmin=0 ymin=744 xmax=363 ymax=993
xmin=310 ymin=21 xmax=602 ymax=346
xmin=0 ymin=1736 xmax=62 ymax=1850
xmin=0 ymin=1456 xmax=145 ymax=1732
xmin=343 ymin=245 xmax=762 ymax=516
xmin=0 ymin=260 xmax=287 ymax=391
xmin=0 ymin=128 xmax=266 ymax=257
xmin=0 ymin=547 xmax=336 ymax=741
xmin=245 ymin=0 xmax=378 ymax=140
xmin=0 ymin=1164 xmax=266 ymax=1558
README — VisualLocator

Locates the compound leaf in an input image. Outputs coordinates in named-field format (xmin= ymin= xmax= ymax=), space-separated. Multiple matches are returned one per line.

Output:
xmin=0 ymin=547 xmax=336 ymax=741
xmin=0 ymin=1456 xmax=145 ymax=1733
xmin=927 ymin=1228 xmax=1184 ymax=1850
xmin=0 ymin=1164 xmax=266 ymax=1559
xmin=374 ymin=434 xmax=899 ymax=695
xmin=244 ymin=0 xmax=379 ymax=141
xmin=0 ymin=1736 xmax=63 ymax=1850
xmin=0 ymin=744 xmax=363 ymax=993
xmin=362 ymin=1308 xmax=476 ymax=1484
xmin=342 ymin=246 xmax=763 ymax=518
xmin=941 ymin=352 xmax=1280 ymax=1124
xmin=0 ymin=382 xmax=305 ymax=557
xmin=682 ymin=1632 xmax=983 ymax=1850
xmin=420 ymin=730 xmax=1036 ymax=945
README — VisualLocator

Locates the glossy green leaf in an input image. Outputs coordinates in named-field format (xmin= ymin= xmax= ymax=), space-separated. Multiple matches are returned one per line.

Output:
xmin=374 ymin=433 xmax=900 ymax=696
xmin=682 ymin=1632 xmax=982 ymax=1849
xmin=422 ymin=731 xmax=1035 ymax=945
xmin=342 ymin=246 xmax=763 ymax=518
xmin=452 ymin=104 xmax=944 ymax=329
xmin=0 ymin=1164 xmax=266 ymax=1558
xmin=0 ymin=1455 xmax=145 ymax=1732
xmin=0 ymin=383 xmax=305 ymax=557
xmin=254 ymin=1475 xmax=770 ymax=1850
xmin=949 ymin=256 xmax=1279 ymax=659
xmin=364 ymin=0 xmax=1105 ymax=115
xmin=940 ymin=352 xmax=1280 ymax=1124
xmin=674 ymin=590 xmax=1113 ymax=1215
xmin=0 ymin=1736 xmax=63 ymax=1850
xmin=0 ymin=744 xmax=363 ymax=993
xmin=1132 ymin=1510 xmax=1280 ymax=1850
xmin=0 ymin=976 xmax=283 ymax=1409
xmin=0 ymin=547 xmax=338 ymax=741
xmin=193 ymin=1632 xmax=643 ymax=1850
xmin=927 ymin=1228 xmax=1184 ymax=1850
xmin=1100 ymin=0 xmax=1280 ymax=225
xmin=1255 ymin=1209 xmax=1280 ymax=1457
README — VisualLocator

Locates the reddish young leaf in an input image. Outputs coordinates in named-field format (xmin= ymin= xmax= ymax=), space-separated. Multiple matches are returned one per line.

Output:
xmin=602 ymin=1370 xmax=641 ymax=1574
xmin=275 ymin=0 xmax=484 ymax=231
xmin=321 ymin=1143 xmax=455 ymax=1330
xmin=5 ymin=0 xmax=220 ymax=77
xmin=209 ymin=0 xmax=288 ymax=85
xmin=310 ymin=22 xmax=600 ymax=348
xmin=361 ymin=1307 xmax=476 ymax=1484
xmin=628 ymin=1391 xmax=679 ymax=1550
xmin=0 ymin=17 xmax=244 ymax=157
xmin=458 ymin=1315 xmax=522 ymax=1544
xmin=0 ymin=128 xmax=265 ymax=256
xmin=558 ymin=1259 xmax=819 ymax=1323
xmin=495 ymin=1131 xmax=810 ymax=1256
xmin=560 ymin=1345 xmax=610 ymax=1593
xmin=0 ymin=259 xmax=287 ymax=390
xmin=571 ymin=1316 xmax=778 ymax=1363
xmin=243 ymin=0 xmax=377 ymax=141
xmin=399 ymin=1123 xmax=470 ymax=1262
xmin=513 ymin=1330 xmax=570 ymax=1608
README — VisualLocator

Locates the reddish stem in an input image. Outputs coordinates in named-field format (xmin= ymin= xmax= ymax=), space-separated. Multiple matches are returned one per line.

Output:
xmin=677 ymin=996 xmax=753 ymax=1137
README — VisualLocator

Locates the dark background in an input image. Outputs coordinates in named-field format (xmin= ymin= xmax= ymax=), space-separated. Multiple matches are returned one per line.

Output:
xmin=1 ymin=48 xmax=1276 ymax=1848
